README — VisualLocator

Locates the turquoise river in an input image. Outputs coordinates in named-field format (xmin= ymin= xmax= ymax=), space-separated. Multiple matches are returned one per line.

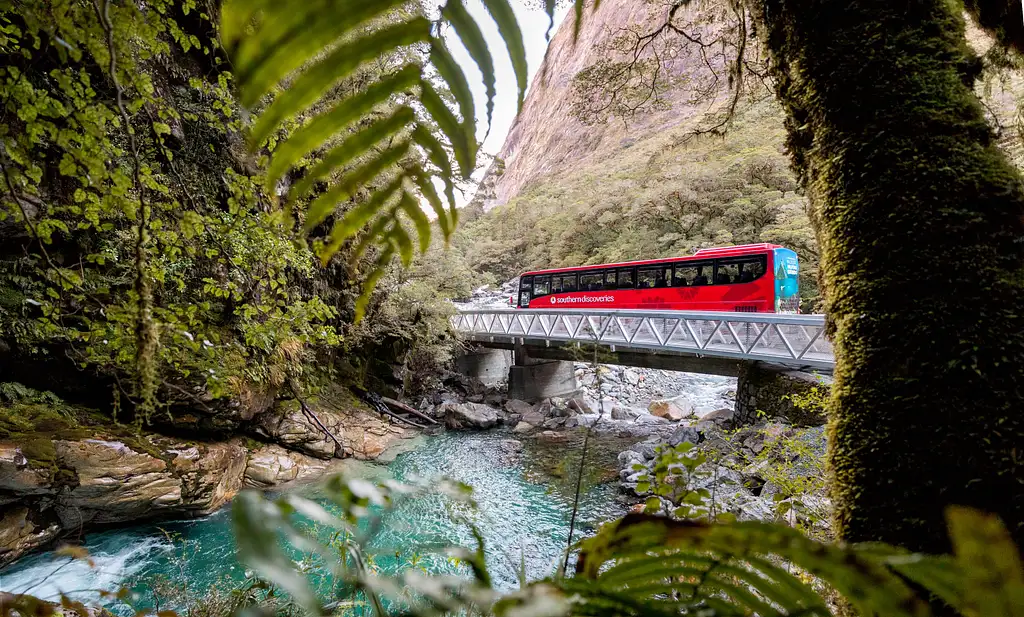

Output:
xmin=0 ymin=431 xmax=632 ymax=611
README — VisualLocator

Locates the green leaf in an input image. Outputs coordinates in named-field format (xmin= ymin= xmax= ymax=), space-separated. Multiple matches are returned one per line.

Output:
xmin=398 ymin=190 xmax=431 ymax=253
xmin=233 ymin=0 xmax=408 ymax=104
xmin=290 ymin=106 xmax=416 ymax=200
xmin=267 ymin=64 xmax=422 ymax=189
xmin=249 ymin=18 xmax=431 ymax=146
xmin=232 ymin=491 xmax=319 ymax=614
xmin=946 ymin=506 xmax=1024 ymax=617
xmin=321 ymin=174 xmax=405 ymax=259
xmin=443 ymin=0 xmax=496 ymax=133
xmin=421 ymin=69 xmax=474 ymax=179
xmin=409 ymin=164 xmax=451 ymax=240
xmin=303 ymin=140 xmax=411 ymax=232
xmin=388 ymin=218 xmax=414 ymax=266
xmin=479 ymin=0 xmax=527 ymax=111
xmin=354 ymin=245 xmax=394 ymax=322
xmin=412 ymin=123 xmax=457 ymax=215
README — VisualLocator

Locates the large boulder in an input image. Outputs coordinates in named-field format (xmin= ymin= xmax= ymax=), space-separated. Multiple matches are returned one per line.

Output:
xmin=169 ymin=441 xmax=247 ymax=514
xmin=243 ymin=444 xmax=331 ymax=488
xmin=504 ymin=399 xmax=533 ymax=415
xmin=0 ymin=507 xmax=60 ymax=568
xmin=53 ymin=439 xmax=183 ymax=528
xmin=257 ymin=395 xmax=408 ymax=460
xmin=0 ymin=444 xmax=52 ymax=495
xmin=648 ymin=395 xmax=697 ymax=421
xmin=444 ymin=402 xmax=499 ymax=429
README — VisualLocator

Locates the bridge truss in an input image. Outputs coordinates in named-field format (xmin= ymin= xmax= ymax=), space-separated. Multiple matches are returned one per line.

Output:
xmin=451 ymin=309 xmax=834 ymax=373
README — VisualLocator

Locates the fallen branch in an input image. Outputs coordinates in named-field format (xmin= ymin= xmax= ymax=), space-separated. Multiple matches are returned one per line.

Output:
xmin=380 ymin=395 xmax=438 ymax=425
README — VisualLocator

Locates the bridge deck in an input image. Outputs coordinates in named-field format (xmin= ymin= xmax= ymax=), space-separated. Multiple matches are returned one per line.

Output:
xmin=451 ymin=309 xmax=834 ymax=373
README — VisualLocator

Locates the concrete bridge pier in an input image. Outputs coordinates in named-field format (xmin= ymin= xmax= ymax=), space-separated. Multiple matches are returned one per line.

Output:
xmin=455 ymin=348 xmax=513 ymax=387
xmin=507 ymin=343 xmax=578 ymax=402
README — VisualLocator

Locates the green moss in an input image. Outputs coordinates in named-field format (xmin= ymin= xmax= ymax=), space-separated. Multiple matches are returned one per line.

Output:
xmin=755 ymin=0 xmax=1024 ymax=553
xmin=20 ymin=437 xmax=56 ymax=468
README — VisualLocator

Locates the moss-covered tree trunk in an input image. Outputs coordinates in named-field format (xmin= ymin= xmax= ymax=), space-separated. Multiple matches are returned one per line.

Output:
xmin=749 ymin=0 xmax=1024 ymax=553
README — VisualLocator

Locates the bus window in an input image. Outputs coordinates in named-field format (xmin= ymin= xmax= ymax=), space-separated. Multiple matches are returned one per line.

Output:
xmin=560 ymin=274 xmax=578 ymax=292
xmin=581 ymin=272 xmax=603 ymax=291
xmin=736 ymin=255 xmax=767 ymax=283
xmin=534 ymin=275 xmax=551 ymax=297
xmin=551 ymin=276 xmax=563 ymax=294
xmin=715 ymin=261 xmax=739 ymax=284
xmin=617 ymin=268 xmax=634 ymax=289
xmin=604 ymin=270 xmax=617 ymax=290
xmin=519 ymin=276 xmax=532 ymax=307
xmin=638 ymin=267 xmax=661 ymax=289
xmin=658 ymin=266 xmax=672 ymax=287
xmin=674 ymin=264 xmax=702 ymax=286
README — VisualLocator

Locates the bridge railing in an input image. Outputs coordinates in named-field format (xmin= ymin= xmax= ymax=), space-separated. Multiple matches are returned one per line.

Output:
xmin=450 ymin=309 xmax=834 ymax=372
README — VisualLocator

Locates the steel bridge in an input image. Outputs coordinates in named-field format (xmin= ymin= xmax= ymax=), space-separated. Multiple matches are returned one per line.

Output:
xmin=450 ymin=309 xmax=834 ymax=374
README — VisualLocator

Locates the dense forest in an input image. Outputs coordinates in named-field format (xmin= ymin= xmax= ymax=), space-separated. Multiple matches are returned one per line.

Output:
xmin=2 ymin=0 xmax=1024 ymax=616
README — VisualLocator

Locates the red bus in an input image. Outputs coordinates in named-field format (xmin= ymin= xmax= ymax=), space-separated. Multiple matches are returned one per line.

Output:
xmin=514 ymin=244 xmax=800 ymax=313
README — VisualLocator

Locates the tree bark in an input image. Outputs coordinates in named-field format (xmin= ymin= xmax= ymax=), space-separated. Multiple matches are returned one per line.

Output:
xmin=749 ymin=0 xmax=1024 ymax=553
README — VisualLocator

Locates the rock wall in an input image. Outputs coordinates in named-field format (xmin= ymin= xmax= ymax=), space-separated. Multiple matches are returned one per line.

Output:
xmin=734 ymin=363 xmax=830 ymax=426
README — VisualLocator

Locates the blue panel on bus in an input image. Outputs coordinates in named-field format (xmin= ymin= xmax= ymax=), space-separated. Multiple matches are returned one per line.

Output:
xmin=773 ymin=248 xmax=800 ymax=313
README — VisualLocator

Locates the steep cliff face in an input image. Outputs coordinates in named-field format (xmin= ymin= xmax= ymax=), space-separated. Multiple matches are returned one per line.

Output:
xmin=480 ymin=0 xmax=734 ymax=209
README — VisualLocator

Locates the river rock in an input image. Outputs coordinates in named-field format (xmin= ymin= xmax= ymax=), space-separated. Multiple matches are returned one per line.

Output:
xmin=170 ymin=441 xmax=247 ymax=514
xmin=623 ymin=368 xmax=641 ymax=386
xmin=649 ymin=395 xmax=697 ymax=421
xmin=504 ymin=399 xmax=533 ymax=415
xmin=697 ymin=408 xmax=735 ymax=429
xmin=520 ymin=410 xmax=546 ymax=426
xmin=0 ymin=444 xmax=52 ymax=495
xmin=444 ymin=402 xmax=499 ymax=429
xmin=512 ymin=421 xmax=534 ymax=434
xmin=536 ymin=430 xmax=570 ymax=443
xmin=243 ymin=444 xmax=331 ymax=488
xmin=53 ymin=439 xmax=182 ymax=527
xmin=0 ymin=507 xmax=60 ymax=567
xmin=567 ymin=396 xmax=592 ymax=415
xmin=668 ymin=425 xmax=701 ymax=448
xmin=610 ymin=405 xmax=642 ymax=420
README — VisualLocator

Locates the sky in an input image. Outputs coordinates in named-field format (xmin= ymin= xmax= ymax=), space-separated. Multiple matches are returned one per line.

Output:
xmin=443 ymin=1 xmax=571 ymax=159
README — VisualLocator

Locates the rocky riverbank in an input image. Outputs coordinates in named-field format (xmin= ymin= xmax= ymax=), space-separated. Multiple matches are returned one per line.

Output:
xmin=0 ymin=387 xmax=417 ymax=567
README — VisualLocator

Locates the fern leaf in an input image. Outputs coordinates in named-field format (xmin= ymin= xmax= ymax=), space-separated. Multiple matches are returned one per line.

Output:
xmin=291 ymin=106 xmax=416 ymax=201
xmin=220 ymin=0 xmax=272 ymax=51
xmin=388 ymin=218 xmax=415 ymax=266
xmin=412 ymin=124 xmax=458 ymax=215
xmin=249 ymin=18 xmax=431 ymax=148
xmin=267 ymin=65 xmax=422 ymax=189
xmin=443 ymin=0 xmax=496 ymax=133
xmin=350 ymin=214 xmax=396 ymax=266
xmin=479 ymin=0 xmax=528 ymax=110
xmin=232 ymin=0 xmax=409 ymax=105
xmin=575 ymin=513 xmax=928 ymax=617
xmin=409 ymin=164 xmax=452 ymax=240
xmin=320 ymin=175 xmax=405 ymax=259
xmin=946 ymin=506 xmax=1024 ymax=617
xmin=355 ymin=245 xmax=394 ymax=321
xmin=399 ymin=190 xmax=431 ymax=253
xmin=421 ymin=73 xmax=474 ymax=179
xmin=304 ymin=140 xmax=410 ymax=232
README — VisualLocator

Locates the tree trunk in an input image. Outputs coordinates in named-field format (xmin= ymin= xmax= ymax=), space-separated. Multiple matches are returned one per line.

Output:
xmin=749 ymin=0 xmax=1024 ymax=553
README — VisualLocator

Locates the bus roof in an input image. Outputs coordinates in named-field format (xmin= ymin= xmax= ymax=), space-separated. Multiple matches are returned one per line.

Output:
xmin=521 ymin=244 xmax=783 ymax=277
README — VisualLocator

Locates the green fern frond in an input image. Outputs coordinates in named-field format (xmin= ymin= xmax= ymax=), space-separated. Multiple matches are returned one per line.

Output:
xmin=222 ymin=0 xmax=528 ymax=317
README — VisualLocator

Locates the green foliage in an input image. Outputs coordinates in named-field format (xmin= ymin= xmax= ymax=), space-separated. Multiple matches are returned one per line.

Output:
xmin=222 ymin=0 xmax=530 ymax=320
